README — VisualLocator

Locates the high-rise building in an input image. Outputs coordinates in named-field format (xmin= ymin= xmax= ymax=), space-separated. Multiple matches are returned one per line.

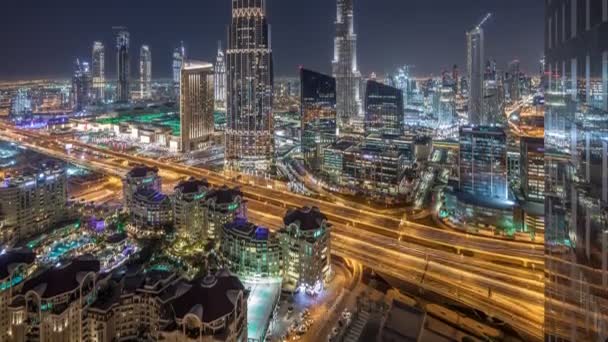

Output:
xmin=180 ymin=60 xmax=215 ymax=153
xmin=122 ymin=166 xmax=161 ymax=214
xmin=225 ymin=0 xmax=274 ymax=171
xmin=172 ymin=178 xmax=210 ymax=240
xmin=71 ymin=59 xmax=92 ymax=111
xmin=0 ymin=163 xmax=68 ymax=244
xmin=520 ymin=137 xmax=544 ymax=202
xmin=115 ymin=28 xmax=130 ymax=103
xmin=206 ymin=186 xmax=246 ymax=241
xmin=467 ymin=25 xmax=484 ymax=125
xmin=458 ymin=126 xmax=507 ymax=200
xmin=214 ymin=40 xmax=227 ymax=111
xmin=91 ymin=41 xmax=105 ymax=101
xmin=10 ymin=89 xmax=31 ymax=118
xmin=364 ymin=80 xmax=404 ymax=136
xmin=172 ymin=42 xmax=185 ymax=101
xmin=390 ymin=65 xmax=413 ymax=115
xmin=333 ymin=0 xmax=362 ymax=134
xmin=507 ymin=59 xmax=521 ymax=102
xmin=279 ymin=206 xmax=331 ymax=291
xmin=438 ymin=85 xmax=456 ymax=128
xmin=544 ymin=1 xmax=608 ymax=340
xmin=300 ymin=68 xmax=337 ymax=171
xmin=139 ymin=45 xmax=152 ymax=100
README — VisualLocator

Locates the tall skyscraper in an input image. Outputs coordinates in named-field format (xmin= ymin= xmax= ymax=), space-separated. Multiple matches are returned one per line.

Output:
xmin=91 ymin=41 xmax=105 ymax=101
xmin=333 ymin=0 xmax=362 ymax=134
xmin=545 ymin=1 xmax=608 ymax=340
xmin=173 ymin=42 xmax=185 ymax=101
xmin=364 ymin=80 xmax=404 ymax=136
xmin=225 ymin=0 xmax=274 ymax=171
xmin=115 ymin=28 xmax=130 ymax=103
xmin=467 ymin=25 xmax=484 ymax=125
xmin=139 ymin=45 xmax=152 ymax=100
xmin=214 ymin=41 xmax=227 ymax=111
xmin=180 ymin=60 xmax=215 ymax=153
xmin=300 ymin=68 xmax=337 ymax=171
xmin=71 ymin=59 xmax=92 ymax=111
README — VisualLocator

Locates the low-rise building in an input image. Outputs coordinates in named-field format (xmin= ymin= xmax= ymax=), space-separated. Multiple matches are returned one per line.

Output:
xmin=130 ymin=189 xmax=173 ymax=234
xmin=123 ymin=166 xmax=161 ymax=214
xmin=206 ymin=186 xmax=246 ymax=241
xmin=173 ymin=178 xmax=210 ymax=240
xmin=0 ymin=249 xmax=36 ymax=341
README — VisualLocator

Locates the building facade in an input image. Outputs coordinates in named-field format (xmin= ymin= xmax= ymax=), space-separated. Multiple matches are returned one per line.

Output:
xmin=92 ymin=41 xmax=105 ymax=102
xmin=130 ymin=189 xmax=173 ymax=232
xmin=0 ymin=250 xmax=35 ymax=342
xmin=72 ymin=59 xmax=92 ymax=111
xmin=206 ymin=186 xmax=246 ymax=242
xmin=300 ymin=68 xmax=337 ymax=171
xmin=180 ymin=61 xmax=215 ymax=153
xmin=214 ymin=41 xmax=227 ymax=111
xmin=544 ymin=0 xmax=608 ymax=340
xmin=173 ymin=42 xmax=185 ymax=101
xmin=467 ymin=26 xmax=484 ymax=125
xmin=115 ymin=28 xmax=130 ymax=103
xmin=520 ymin=137 xmax=545 ymax=202
xmin=364 ymin=80 xmax=404 ymax=136
xmin=333 ymin=0 xmax=362 ymax=133
xmin=122 ymin=166 xmax=162 ymax=214
xmin=172 ymin=178 xmax=210 ymax=240
xmin=140 ymin=45 xmax=152 ymax=100
xmin=225 ymin=0 xmax=274 ymax=171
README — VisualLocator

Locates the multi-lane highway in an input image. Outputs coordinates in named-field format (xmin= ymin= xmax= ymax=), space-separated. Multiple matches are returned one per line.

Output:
xmin=0 ymin=122 xmax=595 ymax=341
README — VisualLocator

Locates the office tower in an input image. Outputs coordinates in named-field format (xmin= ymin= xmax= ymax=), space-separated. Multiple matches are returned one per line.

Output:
xmin=279 ymin=206 xmax=331 ymax=292
xmin=0 ymin=163 xmax=68 ymax=244
xmin=333 ymin=0 xmax=362 ymax=134
xmin=115 ymin=28 xmax=130 ymax=103
xmin=172 ymin=178 xmax=209 ymax=240
xmin=0 ymin=250 xmax=35 ymax=341
xmin=225 ymin=0 xmax=274 ymax=171
xmin=483 ymin=77 xmax=505 ymax=125
xmin=458 ymin=126 xmax=507 ymax=200
xmin=221 ymin=218 xmax=282 ymax=278
xmin=122 ymin=166 xmax=161 ymax=214
xmin=214 ymin=40 xmax=226 ymax=110
xmin=507 ymin=59 xmax=521 ymax=102
xmin=10 ymin=89 xmax=31 ymax=119
xmin=180 ymin=60 xmax=214 ymax=153
xmin=467 ymin=25 xmax=484 ymax=125
xmin=545 ymin=1 xmax=608 ymax=340
xmin=172 ymin=42 xmax=185 ymax=101
xmin=300 ymin=68 xmax=337 ymax=171
xmin=520 ymin=137 xmax=544 ymax=202
xmin=452 ymin=64 xmax=460 ymax=94
xmin=71 ymin=59 xmax=92 ymax=111
xmin=139 ymin=45 xmax=152 ymax=100
xmin=364 ymin=80 xmax=404 ymax=136
xmin=92 ymin=41 xmax=105 ymax=101
xmin=438 ymin=84 xmax=456 ymax=127
xmin=8 ymin=256 xmax=101 ymax=341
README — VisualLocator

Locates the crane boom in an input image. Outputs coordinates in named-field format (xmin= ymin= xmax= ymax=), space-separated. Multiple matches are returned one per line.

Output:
xmin=476 ymin=13 xmax=492 ymax=30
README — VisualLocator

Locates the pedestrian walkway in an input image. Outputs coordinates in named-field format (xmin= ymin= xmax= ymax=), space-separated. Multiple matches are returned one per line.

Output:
xmin=343 ymin=310 xmax=370 ymax=342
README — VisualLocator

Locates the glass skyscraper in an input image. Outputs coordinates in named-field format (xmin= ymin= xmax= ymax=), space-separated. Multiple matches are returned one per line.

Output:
xmin=225 ymin=0 xmax=274 ymax=171
xmin=364 ymin=80 xmax=404 ymax=136
xmin=173 ymin=42 xmax=185 ymax=101
xmin=544 ymin=0 xmax=608 ymax=340
xmin=92 ymin=41 xmax=105 ymax=102
xmin=467 ymin=25 xmax=485 ymax=125
xmin=139 ymin=45 xmax=152 ymax=100
xmin=115 ymin=28 xmax=130 ymax=103
xmin=214 ymin=40 xmax=226 ymax=111
xmin=180 ymin=61 xmax=215 ymax=153
xmin=300 ymin=68 xmax=337 ymax=171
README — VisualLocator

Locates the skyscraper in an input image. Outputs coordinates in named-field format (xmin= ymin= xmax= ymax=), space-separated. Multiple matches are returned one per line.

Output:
xmin=139 ymin=45 xmax=152 ymax=100
xmin=214 ymin=40 xmax=226 ymax=111
xmin=92 ymin=41 xmax=105 ymax=101
xmin=364 ymin=80 xmax=404 ymax=136
xmin=333 ymin=0 xmax=362 ymax=134
xmin=300 ymin=68 xmax=337 ymax=171
xmin=115 ymin=28 xmax=130 ymax=103
xmin=71 ymin=59 xmax=92 ymax=111
xmin=467 ymin=25 xmax=484 ymax=125
xmin=180 ymin=60 xmax=215 ymax=153
xmin=173 ymin=42 xmax=185 ymax=101
xmin=226 ymin=0 xmax=274 ymax=171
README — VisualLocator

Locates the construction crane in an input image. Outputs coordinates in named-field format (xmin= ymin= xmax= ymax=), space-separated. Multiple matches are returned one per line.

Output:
xmin=476 ymin=13 xmax=492 ymax=30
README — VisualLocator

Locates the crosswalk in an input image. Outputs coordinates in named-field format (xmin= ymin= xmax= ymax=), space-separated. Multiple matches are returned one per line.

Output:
xmin=343 ymin=310 xmax=370 ymax=342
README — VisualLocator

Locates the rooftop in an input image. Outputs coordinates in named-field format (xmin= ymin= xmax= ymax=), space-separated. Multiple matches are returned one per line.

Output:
xmin=283 ymin=206 xmax=327 ymax=231
xmin=127 ymin=165 xmax=159 ymax=178
xmin=0 ymin=249 xmax=36 ymax=280
xmin=183 ymin=60 xmax=213 ymax=71
xmin=174 ymin=178 xmax=210 ymax=195
xmin=208 ymin=185 xmax=243 ymax=205
xmin=224 ymin=218 xmax=270 ymax=241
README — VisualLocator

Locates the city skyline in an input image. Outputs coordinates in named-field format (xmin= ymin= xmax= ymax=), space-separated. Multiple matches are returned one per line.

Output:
xmin=0 ymin=0 xmax=543 ymax=80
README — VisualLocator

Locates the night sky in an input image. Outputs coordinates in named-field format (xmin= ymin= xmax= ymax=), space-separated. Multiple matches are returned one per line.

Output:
xmin=0 ymin=0 xmax=543 ymax=80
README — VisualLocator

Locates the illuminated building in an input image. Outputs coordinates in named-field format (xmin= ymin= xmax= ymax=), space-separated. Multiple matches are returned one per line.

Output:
xmin=0 ymin=163 xmax=68 ymax=244
xmin=130 ymin=188 xmax=172 ymax=232
xmin=221 ymin=218 xmax=282 ymax=279
xmin=458 ymin=126 xmax=508 ymax=200
xmin=389 ymin=65 xmax=413 ymax=114
xmin=467 ymin=25 xmax=484 ymax=125
xmin=8 ymin=256 xmax=103 ymax=342
xmin=333 ymin=0 xmax=362 ymax=133
xmin=507 ymin=59 xmax=521 ymax=102
xmin=300 ymin=68 xmax=337 ymax=171
xmin=225 ymin=0 xmax=274 ymax=171
xmin=180 ymin=60 xmax=214 ymax=153
xmin=115 ymin=28 xmax=130 ymax=103
xmin=483 ymin=78 xmax=505 ymax=125
xmin=278 ymin=206 xmax=331 ymax=291
xmin=214 ymin=41 xmax=226 ymax=111
xmin=364 ymin=80 xmax=404 ymax=136
xmin=122 ymin=166 xmax=161 ymax=214
xmin=438 ymin=84 xmax=456 ymax=128
xmin=92 ymin=41 xmax=105 ymax=101
xmin=71 ymin=59 xmax=92 ymax=111
xmin=173 ymin=178 xmax=210 ymax=240
xmin=520 ymin=137 xmax=544 ymax=202
xmin=173 ymin=42 xmax=185 ymax=101
xmin=545 ymin=1 xmax=608 ymax=340
xmin=0 ymin=249 xmax=35 ymax=341
xmin=139 ymin=45 xmax=152 ymax=100
xmin=10 ymin=89 xmax=31 ymax=118
xmin=206 ymin=186 xmax=246 ymax=241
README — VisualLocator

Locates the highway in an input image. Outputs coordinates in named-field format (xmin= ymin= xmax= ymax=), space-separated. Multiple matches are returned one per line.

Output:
xmin=0 ymin=122 xmax=597 ymax=341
